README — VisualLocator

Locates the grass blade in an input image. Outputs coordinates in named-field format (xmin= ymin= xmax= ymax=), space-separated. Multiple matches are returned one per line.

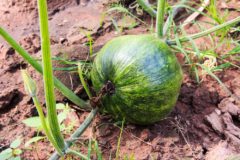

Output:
xmin=115 ymin=120 xmax=124 ymax=160
xmin=78 ymin=63 xmax=92 ymax=99
xmin=167 ymin=16 xmax=240 ymax=45
xmin=66 ymin=149 xmax=88 ymax=160
xmin=87 ymin=139 xmax=92 ymax=159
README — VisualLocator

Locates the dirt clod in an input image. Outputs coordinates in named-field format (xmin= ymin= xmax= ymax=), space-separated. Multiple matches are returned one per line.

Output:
xmin=0 ymin=87 xmax=21 ymax=112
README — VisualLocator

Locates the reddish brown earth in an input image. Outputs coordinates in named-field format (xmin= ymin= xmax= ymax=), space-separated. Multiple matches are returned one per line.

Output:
xmin=0 ymin=0 xmax=240 ymax=160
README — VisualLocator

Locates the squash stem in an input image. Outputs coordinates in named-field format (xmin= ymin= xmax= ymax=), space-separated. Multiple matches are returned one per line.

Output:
xmin=0 ymin=27 xmax=90 ymax=109
xmin=163 ymin=0 xmax=188 ymax=35
xmin=167 ymin=16 xmax=240 ymax=45
xmin=137 ymin=0 xmax=156 ymax=17
xmin=137 ymin=0 xmax=188 ymax=36
xmin=38 ymin=0 xmax=65 ymax=152
xmin=49 ymin=107 xmax=99 ymax=160
xmin=156 ymin=0 xmax=166 ymax=38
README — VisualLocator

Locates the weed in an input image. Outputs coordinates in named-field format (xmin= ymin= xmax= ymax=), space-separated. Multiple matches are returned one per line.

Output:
xmin=0 ymin=138 xmax=22 ymax=160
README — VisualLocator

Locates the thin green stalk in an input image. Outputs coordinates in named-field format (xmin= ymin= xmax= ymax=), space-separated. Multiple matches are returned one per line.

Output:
xmin=87 ymin=139 xmax=92 ymax=159
xmin=163 ymin=0 xmax=188 ymax=36
xmin=33 ymin=97 xmax=64 ymax=154
xmin=156 ymin=0 xmax=166 ymax=38
xmin=137 ymin=0 xmax=156 ymax=17
xmin=66 ymin=149 xmax=88 ymax=160
xmin=0 ymin=27 xmax=89 ymax=109
xmin=115 ymin=119 xmax=125 ymax=160
xmin=86 ymin=33 xmax=93 ymax=57
xmin=78 ymin=63 xmax=92 ymax=99
xmin=167 ymin=16 xmax=240 ymax=45
xmin=49 ymin=108 xmax=99 ymax=160
xmin=94 ymin=140 xmax=102 ymax=160
xmin=21 ymin=70 xmax=63 ymax=155
xmin=38 ymin=0 xmax=65 ymax=150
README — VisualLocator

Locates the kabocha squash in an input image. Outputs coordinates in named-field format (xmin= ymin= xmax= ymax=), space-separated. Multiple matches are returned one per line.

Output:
xmin=91 ymin=35 xmax=183 ymax=125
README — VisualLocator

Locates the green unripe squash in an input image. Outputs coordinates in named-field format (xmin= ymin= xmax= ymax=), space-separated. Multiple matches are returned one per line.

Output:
xmin=91 ymin=35 xmax=183 ymax=125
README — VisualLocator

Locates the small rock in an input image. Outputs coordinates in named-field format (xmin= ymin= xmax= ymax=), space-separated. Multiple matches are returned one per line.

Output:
xmin=140 ymin=129 xmax=151 ymax=141
xmin=218 ymin=98 xmax=240 ymax=118
xmin=80 ymin=0 xmax=89 ymax=6
xmin=205 ymin=110 xmax=224 ymax=135
xmin=205 ymin=141 xmax=238 ymax=160
xmin=59 ymin=37 xmax=67 ymax=44
xmin=215 ymin=108 xmax=221 ymax=115
xmin=0 ymin=46 xmax=15 ymax=60
xmin=222 ymin=112 xmax=240 ymax=145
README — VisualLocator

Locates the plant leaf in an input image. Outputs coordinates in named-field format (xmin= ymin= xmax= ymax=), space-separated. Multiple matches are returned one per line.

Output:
xmin=10 ymin=138 xmax=22 ymax=148
xmin=222 ymin=45 xmax=240 ymax=59
xmin=229 ymin=45 xmax=240 ymax=54
xmin=0 ymin=148 xmax=12 ymax=160
xmin=211 ymin=63 xmax=231 ymax=71
xmin=56 ymin=103 xmax=66 ymax=110
xmin=57 ymin=112 xmax=68 ymax=124
xmin=25 ymin=136 xmax=45 ymax=147
xmin=9 ymin=156 xmax=21 ymax=160
xmin=22 ymin=117 xmax=42 ymax=129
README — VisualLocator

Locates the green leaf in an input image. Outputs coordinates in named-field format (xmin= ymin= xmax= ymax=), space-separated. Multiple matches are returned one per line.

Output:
xmin=0 ymin=148 xmax=12 ymax=160
xmin=57 ymin=112 xmax=68 ymax=124
xmin=22 ymin=117 xmax=42 ymax=129
xmin=10 ymin=138 xmax=22 ymax=148
xmin=9 ymin=156 xmax=21 ymax=160
xmin=222 ymin=45 xmax=240 ymax=59
xmin=211 ymin=63 xmax=231 ymax=71
xmin=229 ymin=45 xmax=240 ymax=54
xmin=25 ymin=136 xmax=45 ymax=147
xmin=56 ymin=103 xmax=66 ymax=110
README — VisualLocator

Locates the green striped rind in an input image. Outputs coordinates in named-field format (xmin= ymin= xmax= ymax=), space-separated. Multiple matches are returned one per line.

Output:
xmin=91 ymin=35 xmax=183 ymax=125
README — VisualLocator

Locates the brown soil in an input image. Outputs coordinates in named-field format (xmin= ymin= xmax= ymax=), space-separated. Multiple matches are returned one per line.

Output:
xmin=0 ymin=0 xmax=240 ymax=160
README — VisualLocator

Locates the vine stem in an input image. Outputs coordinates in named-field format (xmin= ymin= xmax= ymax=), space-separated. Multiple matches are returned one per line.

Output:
xmin=38 ymin=0 xmax=65 ymax=151
xmin=156 ymin=0 xmax=166 ymax=38
xmin=163 ymin=0 xmax=188 ymax=35
xmin=66 ymin=149 xmax=88 ymax=160
xmin=167 ymin=16 xmax=240 ymax=45
xmin=49 ymin=108 xmax=99 ymax=160
xmin=136 ymin=0 xmax=156 ymax=17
